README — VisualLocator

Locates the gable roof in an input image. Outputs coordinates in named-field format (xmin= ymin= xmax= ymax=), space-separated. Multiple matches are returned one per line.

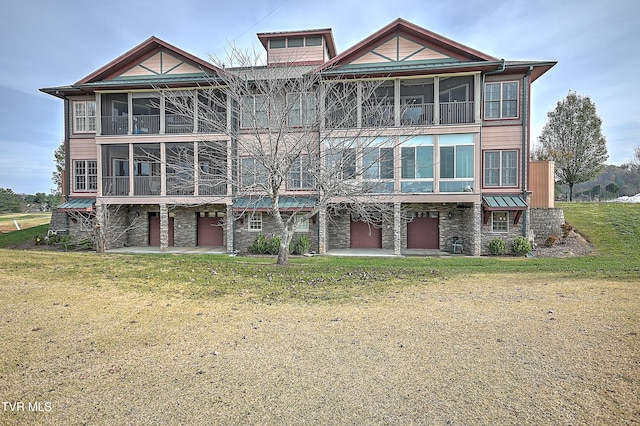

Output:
xmin=41 ymin=36 xmax=222 ymax=98
xmin=77 ymin=36 xmax=221 ymax=84
xmin=318 ymin=18 xmax=497 ymax=74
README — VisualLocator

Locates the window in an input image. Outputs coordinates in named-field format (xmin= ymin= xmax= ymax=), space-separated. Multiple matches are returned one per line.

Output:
xmin=241 ymin=157 xmax=267 ymax=188
xmin=73 ymin=101 xmax=96 ymax=133
xmin=287 ymin=92 xmax=316 ymax=126
xmin=287 ymin=156 xmax=314 ymax=190
xmin=248 ymin=213 xmax=262 ymax=231
xmin=484 ymin=150 xmax=518 ymax=187
xmin=485 ymin=82 xmax=518 ymax=119
xmin=326 ymin=147 xmax=356 ymax=180
xmin=401 ymin=146 xmax=433 ymax=179
xmin=287 ymin=37 xmax=304 ymax=47
xmin=270 ymin=39 xmax=285 ymax=49
xmin=305 ymin=36 xmax=322 ymax=46
xmin=440 ymin=145 xmax=473 ymax=179
xmin=363 ymin=147 xmax=394 ymax=180
xmin=295 ymin=214 xmax=309 ymax=232
xmin=74 ymin=160 xmax=97 ymax=192
xmin=240 ymin=95 xmax=268 ymax=128
xmin=492 ymin=212 xmax=508 ymax=232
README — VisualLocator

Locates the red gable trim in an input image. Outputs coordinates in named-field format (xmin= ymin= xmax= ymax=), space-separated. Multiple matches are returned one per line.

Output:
xmin=317 ymin=18 xmax=497 ymax=72
xmin=76 ymin=36 xmax=222 ymax=84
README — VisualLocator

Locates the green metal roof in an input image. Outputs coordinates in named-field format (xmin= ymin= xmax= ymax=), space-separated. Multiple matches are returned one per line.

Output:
xmin=482 ymin=195 xmax=527 ymax=210
xmin=57 ymin=198 xmax=95 ymax=211
xmin=233 ymin=196 xmax=317 ymax=211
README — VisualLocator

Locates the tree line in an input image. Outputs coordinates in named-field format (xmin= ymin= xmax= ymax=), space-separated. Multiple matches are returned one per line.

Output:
xmin=0 ymin=188 xmax=60 ymax=214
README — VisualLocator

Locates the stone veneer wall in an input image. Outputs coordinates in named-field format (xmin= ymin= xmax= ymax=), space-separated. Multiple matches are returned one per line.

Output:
xmin=529 ymin=208 xmax=565 ymax=244
xmin=479 ymin=210 xmax=526 ymax=256
xmin=233 ymin=212 xmax=319 ymax=254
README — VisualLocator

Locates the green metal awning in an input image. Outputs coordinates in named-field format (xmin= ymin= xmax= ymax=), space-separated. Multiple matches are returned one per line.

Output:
xmin=233 ymin=196 xmax=317 ymax=212
xmin=57 ymin=198 xmax=95 ymax=212
xmin=482 ymin=195 xmax=527 ymax=211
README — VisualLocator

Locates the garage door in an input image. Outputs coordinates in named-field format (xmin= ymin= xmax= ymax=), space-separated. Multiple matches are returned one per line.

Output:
xmin=350 ymin=220 xmax=382 ymax=249
xmin=197 ymin=215 xmax=223 ymax=246
xmin=149 ymin=214 xmax=174 ymax=247
xmin=407 ymin=217 xmax=439 ymax=249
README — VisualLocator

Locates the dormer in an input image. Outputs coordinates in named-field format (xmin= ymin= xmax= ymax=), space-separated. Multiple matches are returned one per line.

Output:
xmin=257 ymin=28 xmax=337 ymax=66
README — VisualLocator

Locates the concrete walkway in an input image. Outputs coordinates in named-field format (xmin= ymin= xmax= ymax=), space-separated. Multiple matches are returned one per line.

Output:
xmin=107 ymin=246 xmax=453 ymax=257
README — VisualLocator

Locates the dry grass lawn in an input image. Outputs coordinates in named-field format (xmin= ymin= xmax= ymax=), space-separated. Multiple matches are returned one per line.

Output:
xmin=1 ymin=269 xmax=637 ymax=425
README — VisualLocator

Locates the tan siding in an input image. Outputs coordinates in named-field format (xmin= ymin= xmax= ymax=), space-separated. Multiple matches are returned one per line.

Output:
xmin=168 ymin=62 xmax=201 ymax=74
xmin=351 ymin=51 xmax=388 ymax=65
xmin=70 ymin=138 xmax=97 ymax=159
xmin=374 ymin=38 xmax=398 ymax=59
xmin=269 ymin=46 xmax=325 ymax=64
xmin=160 ymin=53 xmax=182 ymax=71
xmin=409 ymin=47 xmax=449 ymax=61
xmin=481 ymin=126 xmax=522 ymax=150
xmin=530 ymin=161 xmax=555 ymax=208
xmin=140 ymin=52 xmax=163 ymax=74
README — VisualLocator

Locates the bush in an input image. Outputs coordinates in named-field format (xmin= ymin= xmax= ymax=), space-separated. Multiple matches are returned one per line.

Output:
xmin=290 ymin=234 xmax=311 ymax=255
xmin=266 ymin=236 xmax=281 ymax=255
xmin=249 ymin=233 xmax=269 ymax=254
xmin=544 ymin=235 xmax=560 ymax=247
xmin=511 ymin=236 xmax=532 ymax=256
xmin=488 ymin=238 xmax=506 ymax=255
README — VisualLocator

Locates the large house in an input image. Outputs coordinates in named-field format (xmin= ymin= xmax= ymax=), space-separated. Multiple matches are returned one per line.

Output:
xmin=41 ymin=18 xmax=559 ymax=255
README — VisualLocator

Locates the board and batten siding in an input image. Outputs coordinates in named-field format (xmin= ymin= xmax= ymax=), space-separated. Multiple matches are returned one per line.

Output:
xmin=351 ymin=36 xmax=448 ymax=65
xmin=119 ymin=51 xmax=202 ymax=78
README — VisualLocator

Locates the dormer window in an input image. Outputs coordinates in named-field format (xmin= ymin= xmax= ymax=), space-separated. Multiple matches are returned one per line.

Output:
xmin=287 ymin=37 xmax=304 ymax=48
xmin=270 ymin=39 xmax=285 ymax=49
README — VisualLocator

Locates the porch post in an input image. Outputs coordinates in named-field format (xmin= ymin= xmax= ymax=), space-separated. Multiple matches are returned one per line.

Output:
xmin=160 ymin=203 xmax=168 ymax=252
xmin=394 ymin=202 xmax=401 ymax=256
xmin=433 ymin=76 xmax=440 ymax=125
xmin=318 ymin=207 xmax=327 ymax=255
xmin=226 ymin=204 xmax=234 ymax=254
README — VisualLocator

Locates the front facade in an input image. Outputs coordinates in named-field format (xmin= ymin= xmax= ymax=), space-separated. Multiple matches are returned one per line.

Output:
xmin=42 ymin=19 xmax=556 ymax=255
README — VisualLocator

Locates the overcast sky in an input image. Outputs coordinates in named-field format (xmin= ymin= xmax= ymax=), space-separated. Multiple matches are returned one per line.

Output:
xmin=0 ymin=0 xmax=637 ymax=194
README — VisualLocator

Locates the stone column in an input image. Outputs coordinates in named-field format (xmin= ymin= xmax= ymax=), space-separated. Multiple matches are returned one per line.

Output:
xmin=393 ymin=202 xmax=401 ymax=256
xmin=160 ymin=204 xmax=168 ymax=252
xmin=226 ymin=204 xmax=234 ymax=254
xmin=470 ymin=203 xmax=482 ymax=256
xmin=318 ymin=207 xmax=327 ymax=255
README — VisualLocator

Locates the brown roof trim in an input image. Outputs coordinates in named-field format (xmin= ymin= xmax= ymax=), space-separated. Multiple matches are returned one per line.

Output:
xmin=76 ymin=36 xmax=222 ymax=84
xmin=317 ymin=18 xmax=497 ymax=72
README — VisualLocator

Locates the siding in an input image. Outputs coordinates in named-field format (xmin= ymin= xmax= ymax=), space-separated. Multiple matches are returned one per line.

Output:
xmin=529 ymin=161 xmax=555 ymax=208
xmin=481 ymin=126 xmax=522 ymax=150
xmin=351 ymin=36 xmax=447 ymax=65
xmin=120 ymin=52 xmax=201 ymax=77
xmin=269 ymin=45 xmax=325 ymax=64
xmin=69 ymin=138 xmax=97 ymax=159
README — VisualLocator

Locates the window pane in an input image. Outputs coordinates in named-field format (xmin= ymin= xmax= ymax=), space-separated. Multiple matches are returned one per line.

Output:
xmin=287 ymin=93 xmax=301 ymax=126
xmin=380 ymin=148 xmax=394 ymax=179
xmin=492 ymin=212 xmax=508 ymax=232
xmin=288 ymin=37 xmax=304 ymax=47
xmin=484 ymin=152 xmax=499 ymax=186
xmin=306 ymin=36 xmax=322 ymax=46
xmin=502 ymin=151 xmax=517 ymax=186
xmin=440 ymin=146 xmax=454 ymax=179
xmin=270 ymin=39 xmax=285 ymax=48
xmin=363 ymin=148 xmax=379 ymax=180
xmin=503 ymin=83 xmax=518 ymax=101
xmin=485 ymin=102 xmax=500 ymax=119
xmin=485 ymin=84 xmax=500 ymax=101
xmin=241 ymin=158 xmax=255 ymax=186
xmin=416 ymin=146 xmax=433 ymax=178
xmin=456 ymin=145 xmax=474 ymax=178
xmin=503 ymin=100 xmax=517 ymax=118
xmin=401 ymin=147 xmax=415 ymax=179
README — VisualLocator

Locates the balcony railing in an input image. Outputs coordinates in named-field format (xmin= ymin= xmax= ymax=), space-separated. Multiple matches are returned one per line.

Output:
xmin=401 ymin=103 xmax=434 ymax=125
xmin=101 ymin=116 xmax=128 ymax=135
xmin=165 ymin=114 xmax=194 ymax=134
xmin=102 ymin=176 xmax=129 ymax=196
xmin=440 ymin=101 xmax=474 ymax=125
xmin=133 ymin=115 xmax=160 ymax=134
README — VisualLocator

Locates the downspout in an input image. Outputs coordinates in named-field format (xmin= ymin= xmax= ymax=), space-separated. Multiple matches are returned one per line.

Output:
xmin=63 ymin=97 xmax=71 ymax=202
xmin=521 ymin=66 xmax=533 ymax=238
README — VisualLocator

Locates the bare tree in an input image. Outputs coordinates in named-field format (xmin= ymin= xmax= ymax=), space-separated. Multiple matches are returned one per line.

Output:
xmin=67 ymin=204 xmax=144 ymax=253
xmin=161 ymin=47 xmax=418 ymax=264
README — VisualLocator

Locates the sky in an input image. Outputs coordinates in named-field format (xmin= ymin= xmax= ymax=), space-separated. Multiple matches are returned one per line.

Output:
xmin=0 ymin=0 xmax=638 ymax=194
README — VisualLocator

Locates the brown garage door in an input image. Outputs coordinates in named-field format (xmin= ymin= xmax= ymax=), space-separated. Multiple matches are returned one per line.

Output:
xmin=350 ymin=220 xmax=382 ymax=249
xmin=197 ymin=215 xmax=223 ymax=246
xmin=407 ymin=217 xmax=439 ymax=249
xmin=149 ymin=214 xmax=174 ymax=247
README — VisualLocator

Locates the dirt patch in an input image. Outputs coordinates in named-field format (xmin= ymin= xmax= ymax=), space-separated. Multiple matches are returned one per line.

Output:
xmin=532 ymin=230 xmax=595 ymax=258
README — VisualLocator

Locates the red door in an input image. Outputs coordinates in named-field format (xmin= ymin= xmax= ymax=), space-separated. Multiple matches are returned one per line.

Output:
xmin=350 ymin=220 xmax=382 ymax=249
xmin=198 ymin=215 xmax=223 ymax=246
xmin=407 ymin=217 xmax=439 ymax=249
xmin=149 ymin=214 xmax=174 ymax=246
